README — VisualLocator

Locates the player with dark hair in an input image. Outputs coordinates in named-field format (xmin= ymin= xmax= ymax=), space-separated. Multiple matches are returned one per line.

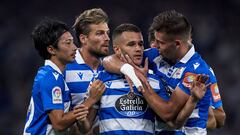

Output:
xmin=23 ymin=18 xmax=105 ymax=135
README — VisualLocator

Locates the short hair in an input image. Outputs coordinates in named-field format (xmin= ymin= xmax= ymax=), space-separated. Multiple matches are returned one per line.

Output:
xmin=151 ymin=10 xmax=192 ymax=41
xmin=31 ymin=18 xmax=70 ymax=60
xmin=73 ymin=8 xmax=109 ymax=44
xmin=112 ymin=23 xmax=141 ymax=45
xmin=148 ymin=27 xmax=155 ymax=43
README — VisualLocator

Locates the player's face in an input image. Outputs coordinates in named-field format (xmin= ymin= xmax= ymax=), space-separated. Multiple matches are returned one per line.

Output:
xmin=116 ymin=32 xmax=144 ymax=66
xmin=55 ymin=31 xmax=77 ymax=64
xmin=154 ymin=31 xmax=178 ymax=61
xmin=86 ymin=23 xmax=110 ymax=57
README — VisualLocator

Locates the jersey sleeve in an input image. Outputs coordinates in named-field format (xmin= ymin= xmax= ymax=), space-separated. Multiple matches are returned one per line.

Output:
xmin=40 ymin=72 xmax=64 ymax=112
xmin=209 ymin=68 xmax=222 ymax=109
xmin=177 ymin=62 xmax=211 ymax=95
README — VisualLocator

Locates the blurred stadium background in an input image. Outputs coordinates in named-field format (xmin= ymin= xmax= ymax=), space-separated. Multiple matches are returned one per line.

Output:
xmin=0 ymin=0 xmax=239 ymax=134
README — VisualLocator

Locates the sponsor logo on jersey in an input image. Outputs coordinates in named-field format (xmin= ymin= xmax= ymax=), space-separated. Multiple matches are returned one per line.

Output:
xmin=115 ymin=92 xmax=148 ymax=117
xmin=52 ymin=86 xmax=62 ymax=104
xmin=193 ymin=62 xmax=200 ymax=70
xmin=182 ymin=72 xmax=197 ymax=88
xmin=77 ymin=72 xmax=83 ymax=79
xmin=211 ymin=83 xmax=221 ymax=102
xmin=172 ymin=67 xmax=186 ymax=79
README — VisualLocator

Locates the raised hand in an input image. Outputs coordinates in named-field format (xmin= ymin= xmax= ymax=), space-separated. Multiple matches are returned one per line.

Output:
xmin=190 ymin=74 xmax=210 ymax=101
xmin=88 ymin=79 xmax=106 ymax=103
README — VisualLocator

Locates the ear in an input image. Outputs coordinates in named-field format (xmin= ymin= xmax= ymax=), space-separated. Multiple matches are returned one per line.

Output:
xmin=79 ymin=34 xmax=87 ymax=45
xmin=47 ymin=45 xmax=56 ymax=56
xmin=175 ymin=39 xmax=182 ymax=48
xmin=113 ymin=44 xmax=121 ymax=54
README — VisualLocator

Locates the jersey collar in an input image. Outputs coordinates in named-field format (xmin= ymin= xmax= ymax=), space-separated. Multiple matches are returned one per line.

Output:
xmin=75 ymin=49 xmax=85 ymax=64
xmin=45 ymin=60 xmax=62 ymax=74
xmin=179 ymin=45 xmax=195 ymax=64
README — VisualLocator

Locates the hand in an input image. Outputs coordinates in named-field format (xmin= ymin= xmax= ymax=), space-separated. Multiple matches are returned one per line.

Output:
xmin=190 ymin=74 xmax=210 ymax=102
xmin=125 ymin=54 xmax=149 ymax=76
xmin=73 ymin=104 xmax=89 ymax=121
xmin=125 ymin=75 xmax=134 ymax=93
xmin=88 ymin=80 xmax=106 ymax=103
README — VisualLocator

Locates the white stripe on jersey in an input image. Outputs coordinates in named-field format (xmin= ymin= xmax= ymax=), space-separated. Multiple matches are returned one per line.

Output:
xmin=189 ymin=108 xmax=200 ymax=118
xmin=23 ymin=97 xmax=34 ymax=135
xmin=105 ymin=79 xmax=126 ymax=89
xmin=71 ymin=93 xmax=86 ymax=105
xmin=148 ymin=78 xmax=160 ymax=89
xmin=65 ymin=70 xmax=94 ymax=82
xmin=183 ymin=126 xmax=206 ymax=135
xmin=99 ymin=118 xmax=154 ymax=133
xmin=101 ymin=95 xmax=121 ymax=108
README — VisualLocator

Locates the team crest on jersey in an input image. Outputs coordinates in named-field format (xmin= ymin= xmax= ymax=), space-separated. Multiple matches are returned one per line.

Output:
xmin=211 ymin=83 xmax=221 ymax=102
xmin=182 ymin=72 xmax=197 ymax=88
xmin=115 ymin=92 xmax=148 ymax=117
xmin=52 ymin=86 xmax=62 ymax=104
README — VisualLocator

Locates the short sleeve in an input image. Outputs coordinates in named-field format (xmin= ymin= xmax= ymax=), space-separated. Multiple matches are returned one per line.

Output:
xmin=40 ymin=72 xmax=64 ymax=111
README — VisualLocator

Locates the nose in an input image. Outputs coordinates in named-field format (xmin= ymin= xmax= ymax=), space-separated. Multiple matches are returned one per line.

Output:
xmin=72 ymin=42 xmax=77 ymax=51
xmin=135 ymin=44 xmax=143 ymax=52
xmin=104 ymin=33 xmax=110 ymax=41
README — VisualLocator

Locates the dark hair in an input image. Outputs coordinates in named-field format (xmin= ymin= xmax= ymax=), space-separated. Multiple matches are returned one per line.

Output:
xmin=151 ymin=10 xmax=192 ymax=41
xmin=148 ymin=27 xmax=155 ymax=43
xmin=31 ymin=18 xmax=70 ymax=60
xmin=73 ymin=8 xmax=109 ymax=45
xmin=112 ymin=23 xmax=141 ymax=44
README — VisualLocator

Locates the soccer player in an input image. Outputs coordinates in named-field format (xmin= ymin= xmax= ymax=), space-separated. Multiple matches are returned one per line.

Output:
xmin=98 ymin=23 xmax=209 ymax=135
xmin=64 ymin=8 xmax=110 ymax=135
xmin=23 ymin=18 xmax=104 ymax=135
xmin=102 ymin=10 xmax=219 ymax=134
xmin=147 ymin=26 xmax=226 ymax=130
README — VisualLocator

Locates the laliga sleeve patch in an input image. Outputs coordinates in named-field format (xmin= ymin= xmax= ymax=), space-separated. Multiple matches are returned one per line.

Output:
xmin=210 ymin=83 xmax=221 ymax=102
xmin=182 ymin=72 xmax=198 ymax=88
xmin=52 ymin=86 xmax=63 ymax=104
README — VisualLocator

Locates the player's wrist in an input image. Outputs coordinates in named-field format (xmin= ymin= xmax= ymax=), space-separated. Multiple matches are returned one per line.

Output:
xmin=120 ymin=63 xmax=143 ymax=88
xmin=83 ymin=97 xmax=96 ymax=108
xmin=189 ymin=95 xmax=199 ymax=103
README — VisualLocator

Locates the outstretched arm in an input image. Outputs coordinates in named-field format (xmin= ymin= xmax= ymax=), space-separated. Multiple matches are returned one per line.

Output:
xmin=102 ymin=54 xmax=124 ymax=74
xmin=168 ymin=75 xmax=209 ymax=128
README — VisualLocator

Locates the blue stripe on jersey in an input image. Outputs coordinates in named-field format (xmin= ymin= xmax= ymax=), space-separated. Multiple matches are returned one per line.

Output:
xmin=100 ymin=130 xmax=154 ymax=135
xmin=99 ymin=107 xmax=155 ymax=121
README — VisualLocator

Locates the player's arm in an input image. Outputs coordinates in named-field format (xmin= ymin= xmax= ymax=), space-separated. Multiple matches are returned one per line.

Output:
xmin=48 ymin=105 xmax=88 ymax=132
xmin=207 ymin=107 xmax=217 ymax=129
xmin=140 ymin=79 xmax=189 ymax=122
xmin=102 ymin=54 xmax=125 ymax=74
xmin=75 ymin=79 xmax=106 ymax=132
xmin=137 ymin=70 xmax=208 ymax=122
xmin=167 ymin=76 xmax=209 ymax=128
xmin=213 ymin=106 xmax=226 ymax=128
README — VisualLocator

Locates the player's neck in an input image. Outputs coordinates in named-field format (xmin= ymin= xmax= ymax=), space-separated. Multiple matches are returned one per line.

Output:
xmin=50 ymin=57 xmax=66 ymax=73
xmin=79 ymin=48 xmax=100 ymax=70
xmin=176 ymin=43 xmax=192 ymax=62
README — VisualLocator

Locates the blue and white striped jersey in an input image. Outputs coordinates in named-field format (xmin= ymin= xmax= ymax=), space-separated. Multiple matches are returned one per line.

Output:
xmin=23 ymin=60 xmax=71 ymax=135
xmin=65 ymin=50 xmax=104 ymax=107
xmin=97 ymin=70 xmax=168 ymax=135
xmin=144 ymin=46 xmax=217 ymax=135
